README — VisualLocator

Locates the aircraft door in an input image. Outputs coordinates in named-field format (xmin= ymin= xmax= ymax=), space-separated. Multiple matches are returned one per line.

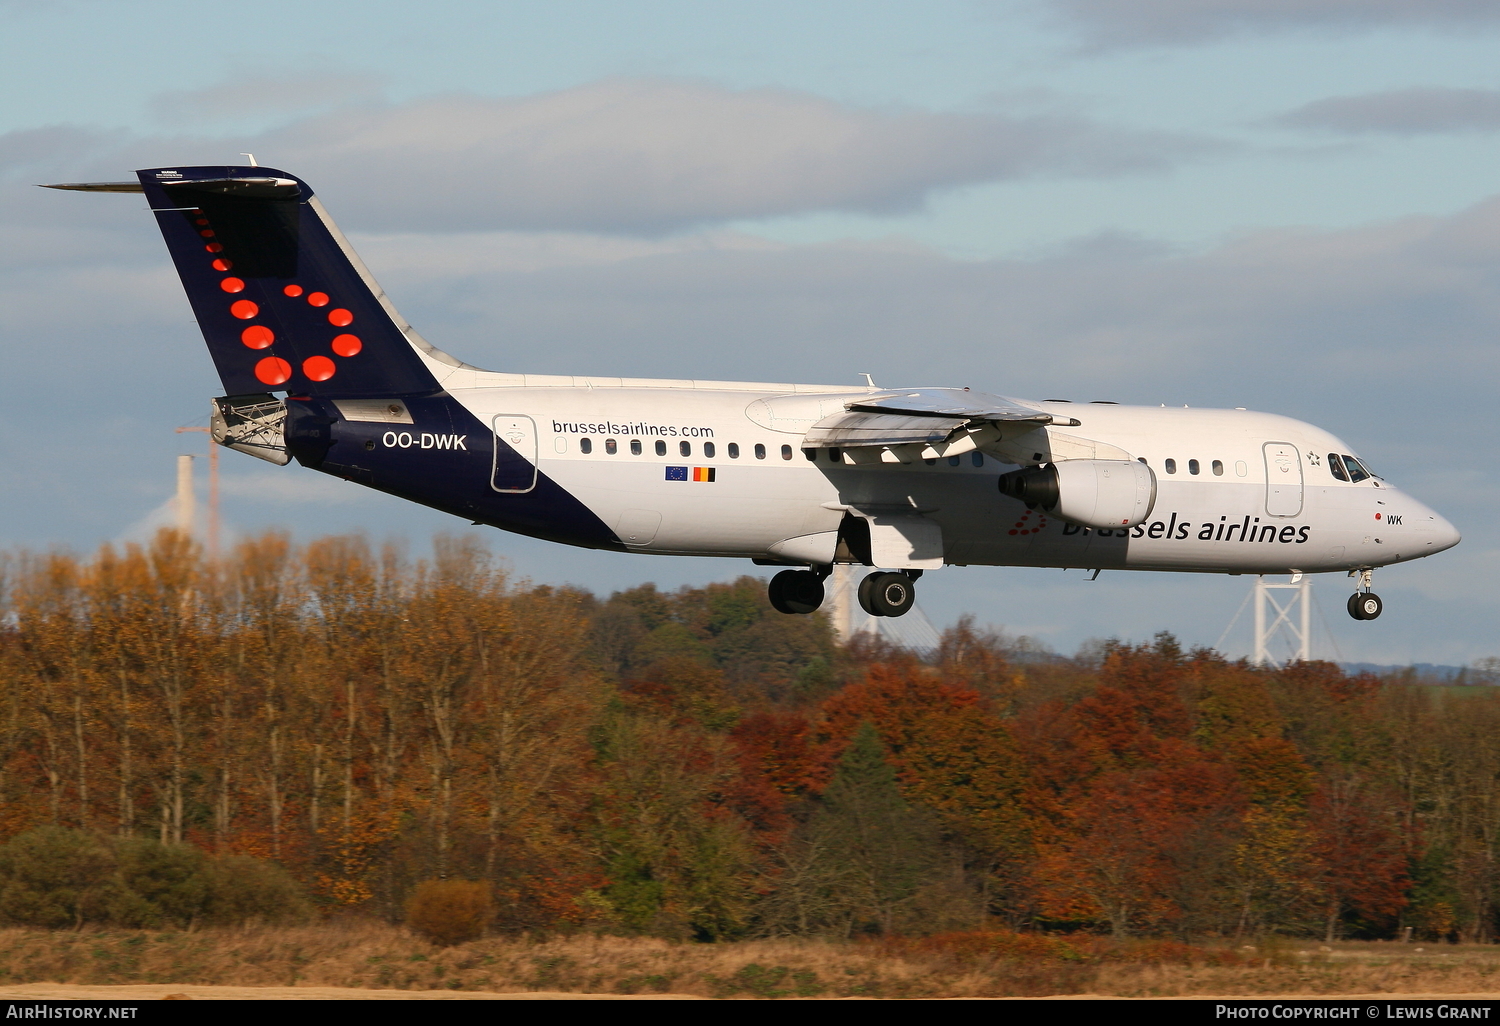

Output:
xmin=1262 ymin=441 xmax=1303 ymax=517
xmin=492 ymin=415 xmax=538 ymax=493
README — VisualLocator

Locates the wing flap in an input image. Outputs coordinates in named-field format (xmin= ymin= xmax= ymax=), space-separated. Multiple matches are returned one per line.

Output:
xmin=803 ymin=387 xmax=1067 ymax=462
xmin=803 ymin=411 xmax=967 ymax=447
xmin=847 ymin=388 xmax=1055 ymax=423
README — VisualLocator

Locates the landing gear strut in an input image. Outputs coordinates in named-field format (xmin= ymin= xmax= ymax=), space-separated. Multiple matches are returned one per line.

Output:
xmin=768 ymin=567 xmax=828 ymax=615
xmin=1347 ymin=568 xmax=1382 ymax=620
xmin=858 ymin=571 xmax=918 ymax=618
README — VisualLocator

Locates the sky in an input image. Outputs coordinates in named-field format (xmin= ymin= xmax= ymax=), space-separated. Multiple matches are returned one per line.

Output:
xmin=1 ymin=0 xmax=1498 ymax=666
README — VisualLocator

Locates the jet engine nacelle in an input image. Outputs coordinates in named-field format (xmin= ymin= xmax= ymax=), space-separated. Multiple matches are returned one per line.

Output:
xmin=997 ymin=459 xmax=1158 ymax=530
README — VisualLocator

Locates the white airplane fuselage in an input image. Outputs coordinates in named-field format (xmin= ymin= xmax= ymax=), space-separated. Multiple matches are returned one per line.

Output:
xmin=419 ymin=368 xmax=1456 ymax=576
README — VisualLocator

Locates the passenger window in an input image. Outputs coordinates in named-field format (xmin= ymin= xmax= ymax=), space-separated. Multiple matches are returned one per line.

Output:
xmin=1235 ymin=461 xmax=1248 ymax=477
xmin=972 ymin=452 xmax=983 ymax=467
xmin=1165 ymin=458 xmax=1177 ymax=474
xmin=1343 ymin=455 xmax=1370 ymax=483
xmin=1212 ymin=460 xmax=1223 ymax=476
xmin=1328 ymin=453 xmax=1350 ymax=482
xmin=755 ymin=443 xmax=766 ymax=460
xmin=580 ymin=437 xmax=592 ymax=454
xmin=948 ymin=455 xmax=961 ymax=466
xmin=1188 ymin=459 xmax=1200 ymax=476
xmin=679 ymin=441 xmax=691 ymax=457
xmin=781 ymin=445 xmax=793 ymax=460
xmin=802 ymin=448 xmax=817 ymax=461
xmin=728 ymin=443 xmax=740 ymax=459
xmin=605 ymin=438 xmax=617 ymax=455
xmin=704 ymin=442 xmax=716 ymax=458
xmin=655 ymin=440 xmax=667 ymax=456
xmin=630 ymin=439 xmax=642 ymax=455
xmin=829 ymin=447 xmax=842 ymax=463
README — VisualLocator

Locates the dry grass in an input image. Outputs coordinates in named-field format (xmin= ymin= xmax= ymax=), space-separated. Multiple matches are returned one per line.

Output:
xmin=3 ymin=925 xmax=1500 ymax=998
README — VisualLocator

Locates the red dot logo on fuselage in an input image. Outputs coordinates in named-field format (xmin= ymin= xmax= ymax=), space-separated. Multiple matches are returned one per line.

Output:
xmin=1007 ymin=510 xmax=1048 ymax=536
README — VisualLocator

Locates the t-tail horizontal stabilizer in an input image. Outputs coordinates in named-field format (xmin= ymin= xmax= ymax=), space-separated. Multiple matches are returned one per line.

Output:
xmin=51 ymin=166 xmax=445 ymax=399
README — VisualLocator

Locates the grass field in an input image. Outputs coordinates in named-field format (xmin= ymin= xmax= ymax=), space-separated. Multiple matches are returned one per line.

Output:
xmin=4 ymin=926 xmax=1500 ymax=999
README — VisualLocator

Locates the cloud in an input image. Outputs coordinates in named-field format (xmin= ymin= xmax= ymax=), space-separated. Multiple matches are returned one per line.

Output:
xmin=1 ymin=77 xmax=1213 ymax=234
xmin=353 ymin=201 xmax=1500 ymax=413
xmin=1042 ymin=0 xmax=1500 ymax=47
xmin=0 ymin=125 xmax=128 ymax=181
xmin=148 ymin=69 xmax=386 ymax=127
xmin=259 ymin=79 xmax=1209 ymax=233
xmin=1274 ymin=87 xmax=1500 ymax=134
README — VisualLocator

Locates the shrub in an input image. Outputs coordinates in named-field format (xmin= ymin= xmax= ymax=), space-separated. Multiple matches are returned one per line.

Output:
xmin=0 ymin=826 xmax=122 ymax=929
xmin=0 ymin=827 xmax=311 ymax=929
xmin=114 ymin=837 xmax=211 ymax=928
xmin=405 ymin=879 xmax=494 ymax=946
xmin=203 ymin=855 xmax=312 ymax=926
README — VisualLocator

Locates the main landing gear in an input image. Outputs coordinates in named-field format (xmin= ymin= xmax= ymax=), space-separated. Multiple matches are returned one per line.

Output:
xmin=768 ymin=567 xmax=827 ymax=615
xmin=766 ymin=567 xmax=922 ymax=617
xmin=1347 ymin=568 xmax=1383 ymax=620
xmin=858 ymin=570 xmax=919 ymax=618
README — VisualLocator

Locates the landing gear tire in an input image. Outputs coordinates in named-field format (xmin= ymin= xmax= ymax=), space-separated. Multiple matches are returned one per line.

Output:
xmin=769 ymin=569 xmax=824 ymax=615
xmin=1348 ymin=592 xmax=1383 ymax=621
xmin=858 ymin=571 xmax=916 ymax=618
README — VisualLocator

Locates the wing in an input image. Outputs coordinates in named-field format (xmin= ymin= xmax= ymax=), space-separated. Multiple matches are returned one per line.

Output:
xmin=803 ymin=388 xmax=1076 ymax=464
xmin=846 ymin=388 xmax=1058 ymax=422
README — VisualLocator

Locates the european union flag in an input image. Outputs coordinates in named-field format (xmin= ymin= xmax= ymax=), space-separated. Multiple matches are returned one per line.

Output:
xmin=665 ymin=466 xmax=688 ymax=481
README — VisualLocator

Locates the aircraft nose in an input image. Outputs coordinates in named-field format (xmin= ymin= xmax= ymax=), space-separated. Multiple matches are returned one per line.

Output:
xmin=1421 ymin=509 xmax=1461 ymax=554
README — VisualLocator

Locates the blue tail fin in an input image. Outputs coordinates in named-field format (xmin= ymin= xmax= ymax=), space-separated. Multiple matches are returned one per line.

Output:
xmin=137 ymin=165 xmax=442 ymax=398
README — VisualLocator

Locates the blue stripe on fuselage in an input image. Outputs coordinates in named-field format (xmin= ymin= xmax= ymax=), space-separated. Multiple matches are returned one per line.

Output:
xmin=283 ymin=395 xmax=623 ymax=550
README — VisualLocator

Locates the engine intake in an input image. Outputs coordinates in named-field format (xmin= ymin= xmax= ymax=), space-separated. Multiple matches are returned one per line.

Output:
xmin=998 ymin=459 xmax=1157 ymax=529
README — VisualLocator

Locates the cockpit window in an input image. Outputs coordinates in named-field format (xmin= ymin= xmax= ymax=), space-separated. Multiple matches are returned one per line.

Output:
xmin=1328 ymin=453 xmax=1349 ymax=482
xmin=1343 ymin=455 xmax=1371 ymax=483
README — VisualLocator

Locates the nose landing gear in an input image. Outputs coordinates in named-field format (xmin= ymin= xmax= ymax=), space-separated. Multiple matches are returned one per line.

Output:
xmin=1347 ymin=569 xmax=1382 ymax=620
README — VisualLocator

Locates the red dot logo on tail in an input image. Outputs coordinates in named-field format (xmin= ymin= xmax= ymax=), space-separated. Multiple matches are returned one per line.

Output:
xmin=241 ymin=326 xmax=274 ymax=350
xmin=254 ymin=357 xmax=291 ymax=385
xmin=230 ymin=300 xmax=258 ymax=320
xmin=303 ymin=356 xmax=336 ymax=381
xmin=332 ymin=334 xmax=362 ymax=357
